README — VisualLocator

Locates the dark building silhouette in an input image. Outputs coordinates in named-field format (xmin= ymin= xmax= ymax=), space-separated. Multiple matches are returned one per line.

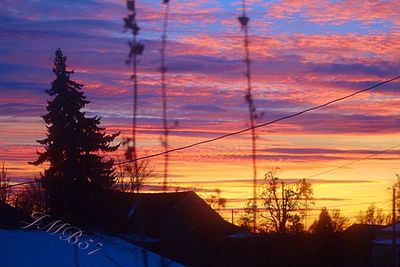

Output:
xmin=0 ymin=201 xmax=31 ymax=228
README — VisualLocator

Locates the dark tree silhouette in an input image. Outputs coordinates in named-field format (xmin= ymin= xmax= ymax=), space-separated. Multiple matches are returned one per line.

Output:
xmin=30 ymin=49 xmax=119 ymax=219
xmin=393 ymin=174 xmax=400 ymax=220
xmin=310 ymin=207 xmax=334 ymax=234
xmin=14 ymin=178 xmax=47 ymax=214
xmin=0 ymin=162 xmax=11 ymax=203
xmin=330 ymin=209 xmax=349 ymax=233
xmin=205 ymin=188 xmax=227 ymax=210
xmin=310 ymin=207 xmax=349 ymax=233
xmin=114 ymin=144 xmax=154 ymax=193
xmin=260 ymin=168 xmax=313 ymax=234
xmin=239 ymin=200 xmax=256 ymax=231
xmin=356 ymin=203 xmax=389 ymax=225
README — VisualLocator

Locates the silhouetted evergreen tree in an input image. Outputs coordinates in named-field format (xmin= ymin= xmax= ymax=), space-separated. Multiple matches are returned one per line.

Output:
xmin=31 ymin=49 xmax=119 ymax=219
xmin=310 ymin=207 xmax=334 ymax=234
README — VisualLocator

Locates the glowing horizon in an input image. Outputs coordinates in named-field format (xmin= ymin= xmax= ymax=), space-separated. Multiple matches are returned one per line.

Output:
xmin=1 ymin=0 xmax=400 ymax=224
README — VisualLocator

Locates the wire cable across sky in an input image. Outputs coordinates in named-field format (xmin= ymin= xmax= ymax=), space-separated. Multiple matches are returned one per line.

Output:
xmin=116 ymin=74 xmax=400 ymax=164
xmin=305 ymin=144 xmax=400 ymax=179
xmin=2 ymin=75 xmax=399 ymax=190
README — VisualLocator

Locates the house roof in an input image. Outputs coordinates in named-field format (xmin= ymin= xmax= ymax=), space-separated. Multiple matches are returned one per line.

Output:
xmin=345 ymin=223 xmax=385 ymax=234
xmin=381 ymin=223 xmax=400 ymax=232
xmin=0 ymin=201 xmax=31 ymax=229
xmin=343 ymin=223 xmax=385 ymax=244
xmin=92 ymin=190 xmax=242 ymax=240
xmin=373 ymin=237 xmax=400 ymax=246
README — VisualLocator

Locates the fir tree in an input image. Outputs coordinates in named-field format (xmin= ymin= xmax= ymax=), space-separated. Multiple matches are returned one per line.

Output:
xmin=310 ymin=207 xmax=334 ymax=234
xmin=31 ymin=49 xmax=119 ymax=219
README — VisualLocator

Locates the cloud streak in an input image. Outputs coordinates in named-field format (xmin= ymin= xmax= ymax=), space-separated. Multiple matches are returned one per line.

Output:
xmin=0 ymin=1 xmax=399 ymax=216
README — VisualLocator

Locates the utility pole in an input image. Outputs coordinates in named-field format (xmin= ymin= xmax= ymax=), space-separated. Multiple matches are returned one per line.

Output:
xmin=393 ymin=186 xmax=397 ymax=267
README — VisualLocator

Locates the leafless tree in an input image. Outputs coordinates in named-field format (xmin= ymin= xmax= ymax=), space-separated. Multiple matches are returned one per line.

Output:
xmin=14 ymin=178 xmax=47 ymax=214
xmin=331 ymin=209 xmax=349 ymax=232
xmin=357 ymin=204 xmax=390 ymax=225
xmin=0 ymin=162 xmax=11 ymax=203
xmin=260 ymin=168 xmax=313 ymax=234
xmin=393 ymin=174 xmax=400 ymax=220
xmin=205 ymin=188 xmax=226 ymax=210
xmin=239 ymin=200 xmax=257 ymax=230
xmin=114 ymin=154 xmax=153 ymax=193
xmin=287 ymin=214 xmax=304 ymax=233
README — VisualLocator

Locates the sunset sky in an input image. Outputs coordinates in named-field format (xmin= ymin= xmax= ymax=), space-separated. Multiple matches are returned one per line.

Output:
xmin=1 ymin=0 xmax=400 ymax=222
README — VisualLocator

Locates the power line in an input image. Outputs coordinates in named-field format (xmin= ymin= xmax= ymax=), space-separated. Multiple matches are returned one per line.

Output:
xmin=314 ymin=200 xmax=391 ymax=209
xmin=2 ymin=76 xmax=399 ymax=190
xmin=305 ymin=143 xmax=400 ymax=179
xmin=0 ymin=181 xmax=37 ymax=189
xmin=115 ymin=75 xmax=400 ymax=165
xmin=235 ymin=140 xmax=400 ymax=202
xmin=3 ymin=139 xmax=400 ymax=191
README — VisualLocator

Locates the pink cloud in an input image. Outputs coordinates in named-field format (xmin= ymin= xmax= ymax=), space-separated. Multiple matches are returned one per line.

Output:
xmin=267 ymin=0 xmax=400 ymax=25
